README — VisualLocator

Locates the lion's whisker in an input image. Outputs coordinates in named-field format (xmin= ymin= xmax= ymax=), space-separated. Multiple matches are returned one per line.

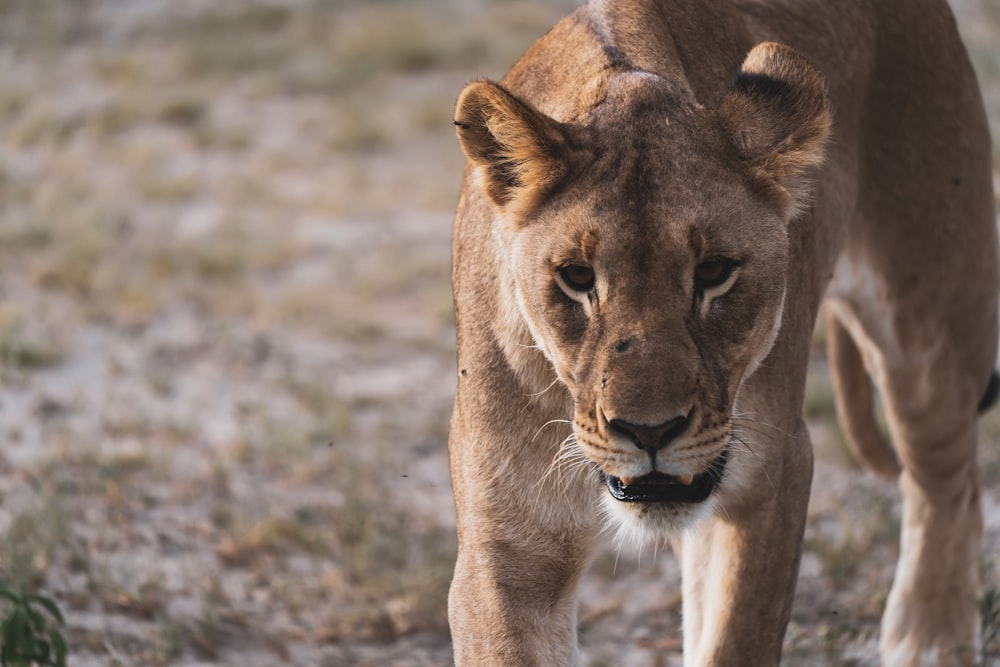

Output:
xmin=713 ymin=497 xmax=734 ymax=524
xmin=534 ymin=431 xmax=603 ymax=527
xmin=531 ymin=418 xmax=572 ymax=444
xmin=729 ymin=432 xmax=775 ymax=491
xmin=528 ymin=377 xmax=563 ymax=400
xmin=730 ymin=413 xmax=796 ymax=439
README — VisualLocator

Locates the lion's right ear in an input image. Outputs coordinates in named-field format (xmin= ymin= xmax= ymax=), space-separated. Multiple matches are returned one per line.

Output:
xmin=454 ymin=80 xmax=570 ymax=218
xmin=719 ymin=42 xmax=831 ymax=214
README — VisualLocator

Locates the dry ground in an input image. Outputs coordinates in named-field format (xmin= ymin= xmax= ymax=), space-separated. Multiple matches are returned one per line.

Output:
xmin=0 ymin=1 xmax=999 ymax=665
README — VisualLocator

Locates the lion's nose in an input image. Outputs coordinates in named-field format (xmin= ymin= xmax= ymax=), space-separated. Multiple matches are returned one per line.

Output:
xmin=608 ymin=414 xmax=690 ymax=452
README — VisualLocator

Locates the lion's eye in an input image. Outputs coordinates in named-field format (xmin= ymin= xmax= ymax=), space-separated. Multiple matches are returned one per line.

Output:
xmin=694 ymin=259 xmax=734 ymax=290
xmin=559 ymin=265 xmax=595 ymax=292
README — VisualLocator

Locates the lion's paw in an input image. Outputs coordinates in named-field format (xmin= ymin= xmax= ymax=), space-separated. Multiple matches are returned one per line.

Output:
xmin=880 ymin=589 xmax=979 ymax=667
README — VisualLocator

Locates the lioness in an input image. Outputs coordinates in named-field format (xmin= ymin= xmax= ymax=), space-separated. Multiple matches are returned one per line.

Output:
xmin=448 ymin=0 xmax=999 ymax=664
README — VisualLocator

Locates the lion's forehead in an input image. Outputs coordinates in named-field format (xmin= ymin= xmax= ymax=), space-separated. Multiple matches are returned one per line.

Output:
xmin=567 ymin=152 xmax=758 ymax=239
xmin=586 ymin=125 xmax=726 ymax=192
xmin=532 ymin=190 xmax=776 ymax=265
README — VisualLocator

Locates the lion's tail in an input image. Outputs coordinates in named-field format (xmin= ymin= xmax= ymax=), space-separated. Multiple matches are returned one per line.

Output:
xmin=825 ymin=310 xmax=901 ymax=479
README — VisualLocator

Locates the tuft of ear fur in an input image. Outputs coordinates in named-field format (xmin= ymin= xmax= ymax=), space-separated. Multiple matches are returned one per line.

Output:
xmin=454 ymin=80 xmax=571 ymax=218
xmin=720 ymin=42 xmax=831 ymax=213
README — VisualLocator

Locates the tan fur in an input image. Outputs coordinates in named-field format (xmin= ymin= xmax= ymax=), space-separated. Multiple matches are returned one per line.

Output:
xmin=448 ymin=1 xmax=998 ymax=665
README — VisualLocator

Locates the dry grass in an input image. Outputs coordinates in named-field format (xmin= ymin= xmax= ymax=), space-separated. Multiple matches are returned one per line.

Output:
xmin=0 ymin=0 xmax=997 ymax=665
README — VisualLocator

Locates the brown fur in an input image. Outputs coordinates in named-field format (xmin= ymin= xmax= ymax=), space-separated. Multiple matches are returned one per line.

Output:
xmin=448 ymin=1 xmax=998 ymax=665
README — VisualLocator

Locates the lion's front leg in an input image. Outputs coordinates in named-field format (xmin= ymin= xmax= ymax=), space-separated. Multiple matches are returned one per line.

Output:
xmin=677 ymin=420 xmax=814 ymax=666
xmin=449 ymin=532 xmax=590 ymax=667
xmin=447 ymin=428 xmax=599 ymax=667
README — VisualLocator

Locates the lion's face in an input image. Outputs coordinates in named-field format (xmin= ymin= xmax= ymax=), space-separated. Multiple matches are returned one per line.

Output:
xmin=455 ymin=45 xmax=829 ymax=533
xmin=505 ymin=77 xmax=790 ymax=530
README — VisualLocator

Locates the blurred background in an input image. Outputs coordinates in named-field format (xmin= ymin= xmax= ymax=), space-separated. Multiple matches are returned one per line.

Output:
xmin=0 ymin=0 xmax=998 ymax=665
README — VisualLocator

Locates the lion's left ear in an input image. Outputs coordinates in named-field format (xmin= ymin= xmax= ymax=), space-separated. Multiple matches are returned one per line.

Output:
xmin=720 ymin=42 xmax=832 ymax=213
xmin=454 ymin=79 xmax=571 ymax=219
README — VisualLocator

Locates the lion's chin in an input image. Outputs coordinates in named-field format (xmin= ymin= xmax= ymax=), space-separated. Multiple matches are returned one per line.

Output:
xmin=600 ymin=492 xmax=720 ymax=542
xmin=598 ymin=449 xmax=729 ymax=540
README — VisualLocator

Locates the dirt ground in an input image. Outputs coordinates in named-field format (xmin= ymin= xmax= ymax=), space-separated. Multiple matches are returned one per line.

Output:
xmin=1 ymin=1 xmax=999 ymax=665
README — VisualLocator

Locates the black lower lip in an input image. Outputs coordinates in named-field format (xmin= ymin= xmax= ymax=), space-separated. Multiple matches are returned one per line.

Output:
xmin=605 ymin=449 xmax=728 ymax=504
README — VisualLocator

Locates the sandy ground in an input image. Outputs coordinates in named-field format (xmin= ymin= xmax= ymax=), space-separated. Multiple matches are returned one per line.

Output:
xmin=0 ymin=0 xmax=999 ymax=665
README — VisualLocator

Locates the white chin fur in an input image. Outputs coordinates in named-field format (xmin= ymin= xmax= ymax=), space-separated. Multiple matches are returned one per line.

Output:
xmin=599 ymin=491 xmax=719 ymax=547
xmin=597 ymin=447 xmax=752 ymax=547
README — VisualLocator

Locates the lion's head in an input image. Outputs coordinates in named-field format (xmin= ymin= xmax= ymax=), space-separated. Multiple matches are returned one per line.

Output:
xmin=454 ymin=42 xmax=830 ymax=534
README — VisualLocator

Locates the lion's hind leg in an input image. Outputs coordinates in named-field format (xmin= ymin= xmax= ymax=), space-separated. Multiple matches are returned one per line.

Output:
xmin=830 ymin=7 xmax=999 ymax=659
xmin=826 ymin=135 xmax=998 ymax=662
xmin=827 ymin=279 xmax=994 ymax=666
xmin=878 ymin=370 xmax=987 ymax=667
xmin=878 ymin=375 xmax=988 ymax=667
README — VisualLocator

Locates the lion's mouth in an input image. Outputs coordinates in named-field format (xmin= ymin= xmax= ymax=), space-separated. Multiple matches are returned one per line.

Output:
xmin=604 ymin=449 xmax=728 ymax=504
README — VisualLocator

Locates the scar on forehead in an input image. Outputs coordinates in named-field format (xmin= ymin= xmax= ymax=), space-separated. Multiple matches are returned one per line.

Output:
xmin=580 ymin=230 xmax=600 ymax=260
